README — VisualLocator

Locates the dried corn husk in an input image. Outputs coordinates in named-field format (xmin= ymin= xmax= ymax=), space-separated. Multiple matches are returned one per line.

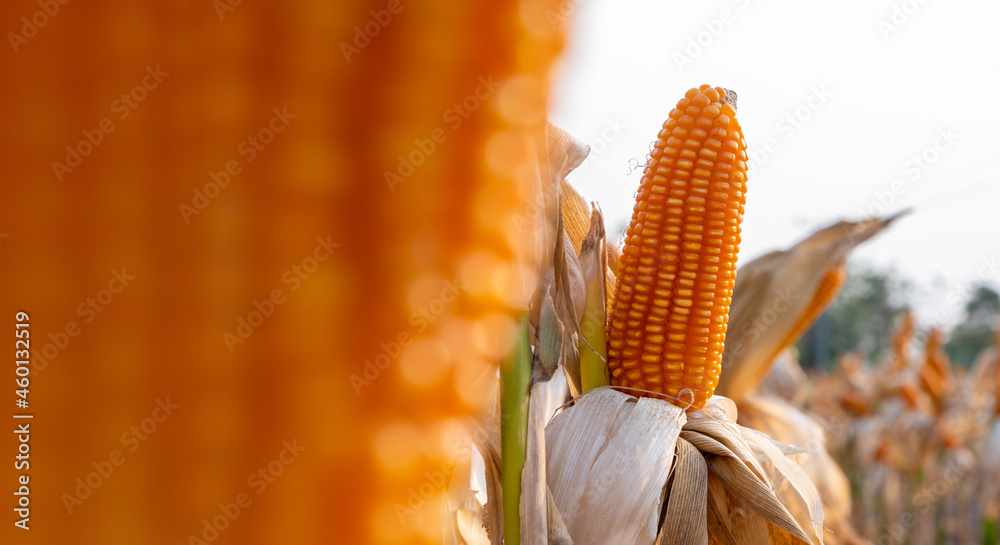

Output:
xmin=543 ymin=389 xmax=825 ymax=545
xmin=738 ymin=395 xmax=863 ymax=545
xmin=718 ymin=214 xmax=904 ymax=402
xmin=546 ymin=388 xmax=685 ymax=544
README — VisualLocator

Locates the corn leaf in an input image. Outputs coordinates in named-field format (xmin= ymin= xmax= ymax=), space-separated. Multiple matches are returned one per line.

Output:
xmin=534 ymin=289 xmax=563 ymax=384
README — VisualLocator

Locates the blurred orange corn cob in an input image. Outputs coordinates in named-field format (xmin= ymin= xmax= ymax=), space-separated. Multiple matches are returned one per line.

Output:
xmin=607 ymin=84 xmax=747 ymax=410
xmin=920 ymin=328 xmax=954 ymax=405
xmin=889 ymin=310 xmax=915 ymax=371
xmin=770 ymin=264 xmax=846 ymax=362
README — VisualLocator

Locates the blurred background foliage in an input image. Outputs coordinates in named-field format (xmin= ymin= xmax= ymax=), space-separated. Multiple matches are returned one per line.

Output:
xmin=798 ymin=262 xmax=999 ymax=369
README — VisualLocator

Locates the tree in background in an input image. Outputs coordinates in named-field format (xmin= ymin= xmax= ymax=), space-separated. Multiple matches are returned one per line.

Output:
xmin=945 ymin=286 xmax=1000 ymax=366
xmin=798 ymin=262 xmax=1000 ymax=369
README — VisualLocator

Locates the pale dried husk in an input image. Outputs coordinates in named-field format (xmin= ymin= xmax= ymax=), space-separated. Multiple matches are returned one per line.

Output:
xmin=546 ymin=388 xmax=686 ymax=544
xmin=738 ymin=395 xmax=862 ymax=545
xmin=543 ymin=389 xmax=825 ymax=545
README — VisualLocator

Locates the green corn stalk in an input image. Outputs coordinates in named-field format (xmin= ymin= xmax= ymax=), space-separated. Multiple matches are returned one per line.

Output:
xmin=501 ymin=315 xmax=531 ymax=545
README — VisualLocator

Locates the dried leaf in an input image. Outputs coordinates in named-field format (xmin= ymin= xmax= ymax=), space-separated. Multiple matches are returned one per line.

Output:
xmin=479 ymin=443 xmax=503 ymax=545
xmin=683 ymin=418 xmax=769 ymax=483
xmin=554 ymin=227 xmax=585 ymax=397
xmin=659 ymin=438 xmax=709 ymax=545
xmin=604 ymin=266 xmax=618 ymax=315
xmin=706 ymin=473 xmax=739 ymax=545
xmin=457 ymin=504 xmax=492 ymax=545
xmin=740 ymin=425 xmax=825 ymax=544
xmin=766 ymin=522 xmax=811 ymax=545
xmin=738 ymin=396 xmax=845 ymax=545
xmin=680 ymin=430 xmax=734 ymax=458
xmin=546 ymin=487 xmax=574 ymax=545
xmin=546 ymin=388 xmax=686 ymax=545
xmin=560 ymin=179 xmax=592 ymax=256
xmin=700 ymin=395 xmax=740 ymax=422
xmin=526 ymin=125 xmax=590 ymax=335
xmin=444 ymin=497 xmax=460 ymax=545
xmin=470 ymin=378 xmax=503 ymax=544
xmin=521 ymin=382 xmax=553 ymax=544
xmin=606 ymin=240 xmax=621 ymax=276
xmin=547 ymin=124 xmax=591 ymax=185
xmin=558 ymin=230 xmax=586 ymax=326
xmin=578 ymin=207 xmax=607 ymax=317
xmin=725 ymin=489 xmax=770 ymax=545
xmin=705 ymin=455 xmax=811 ymax=543
xmin=718 ymin=214 xmax=904 ymax=402
xmin=756 ymin=350 xmax=809 ymax=404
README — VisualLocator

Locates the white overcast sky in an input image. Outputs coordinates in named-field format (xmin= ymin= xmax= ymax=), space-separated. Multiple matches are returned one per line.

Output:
xmin=549 ymin=0 xmax=1000 ymax=326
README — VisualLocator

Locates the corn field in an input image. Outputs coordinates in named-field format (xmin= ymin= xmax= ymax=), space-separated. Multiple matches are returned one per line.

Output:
xmin=3 ymin=1 xmax=998 ymax=544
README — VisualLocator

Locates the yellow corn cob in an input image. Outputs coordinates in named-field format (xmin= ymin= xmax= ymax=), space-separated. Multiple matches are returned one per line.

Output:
xmin=607 ymin=84 xmax=747 ymax=410
xmin=767 ymin=263 xmax=846 ymax=364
